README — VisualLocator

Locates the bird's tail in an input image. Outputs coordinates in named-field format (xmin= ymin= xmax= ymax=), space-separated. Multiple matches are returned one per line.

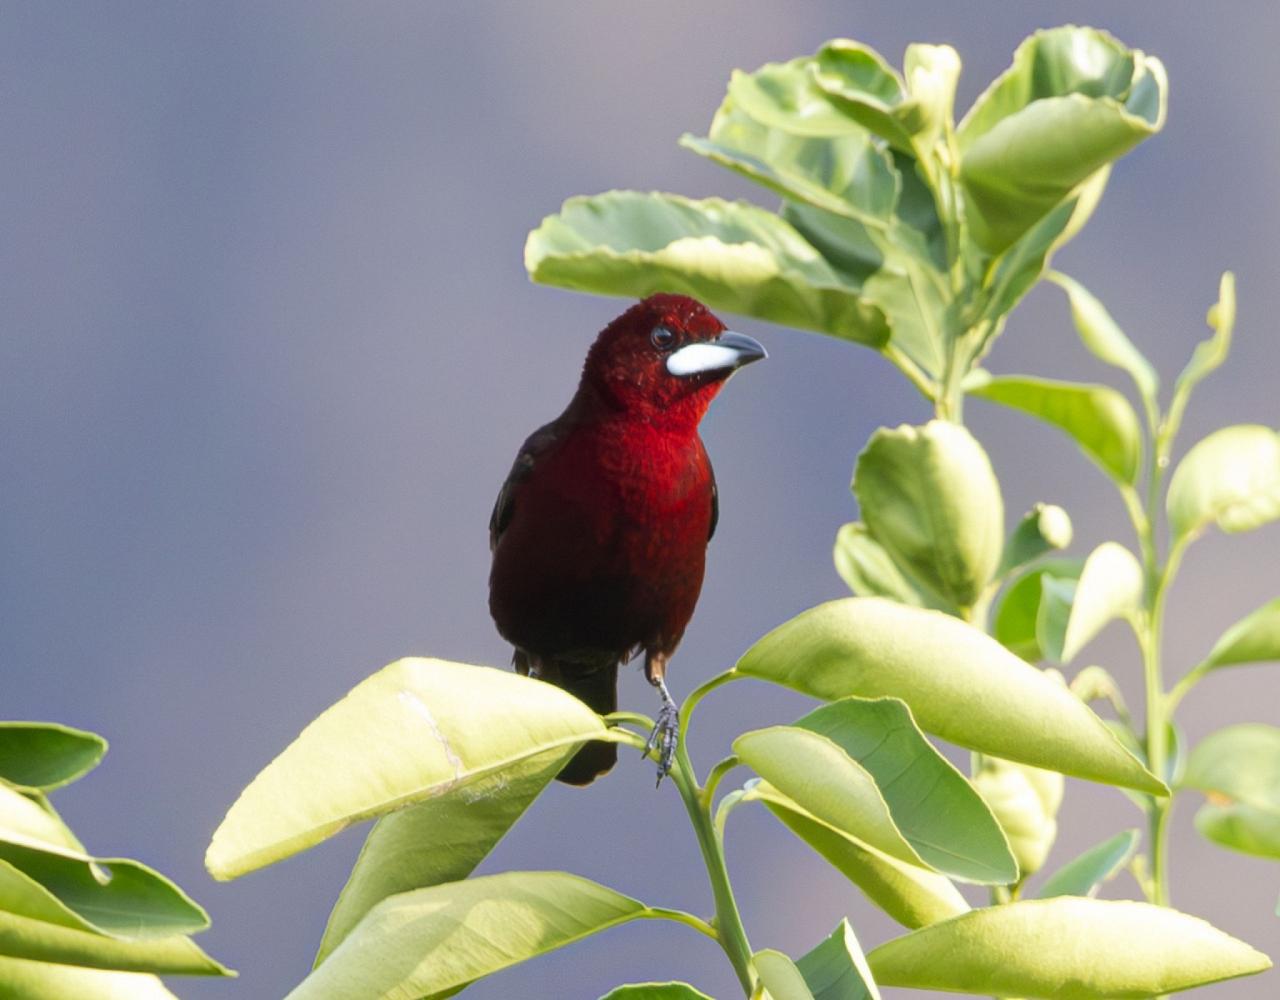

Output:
xmin=515 ymin=651 xmax=618 ymax=785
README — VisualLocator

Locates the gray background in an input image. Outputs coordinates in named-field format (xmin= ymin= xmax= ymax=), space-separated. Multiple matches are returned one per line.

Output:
xmin=3 ymin=3 xmax=1276 ymax=998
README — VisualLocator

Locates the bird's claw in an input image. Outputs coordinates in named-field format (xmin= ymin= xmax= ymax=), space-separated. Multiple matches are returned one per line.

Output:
xmin=642 ymin=685 xmax=680 ymax=786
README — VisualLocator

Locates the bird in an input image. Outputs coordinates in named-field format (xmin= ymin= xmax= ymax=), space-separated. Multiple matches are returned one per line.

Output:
xmin=488 ymin=293 xmax=766 ymax=785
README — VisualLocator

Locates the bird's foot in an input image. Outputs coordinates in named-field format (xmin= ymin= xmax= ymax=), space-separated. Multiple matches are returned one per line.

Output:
xmin=642 ymin=679 xmax=680 ymax=786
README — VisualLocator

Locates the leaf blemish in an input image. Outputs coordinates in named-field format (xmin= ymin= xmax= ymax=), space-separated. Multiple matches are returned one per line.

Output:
xmin=398 ymin=690 xmax=464 ymax=784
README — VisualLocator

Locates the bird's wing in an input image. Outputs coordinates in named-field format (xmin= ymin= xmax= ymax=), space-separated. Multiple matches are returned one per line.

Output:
xmin=703 ymin=441 xmax=719 ymax=542
xmin=489 ymin=419 xmax=562 ymax=551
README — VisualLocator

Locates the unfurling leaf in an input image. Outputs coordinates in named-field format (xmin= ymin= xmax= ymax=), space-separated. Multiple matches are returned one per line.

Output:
xmin=997 ymin=503 xmax=1073 ymax=578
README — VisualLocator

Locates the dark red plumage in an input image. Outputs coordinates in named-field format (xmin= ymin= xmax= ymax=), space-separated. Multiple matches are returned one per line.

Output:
xmin=488 ymin=293 xmax=765 ymax=784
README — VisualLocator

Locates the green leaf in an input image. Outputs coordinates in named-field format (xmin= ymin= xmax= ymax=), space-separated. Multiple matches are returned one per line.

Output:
xmin=1201 ymin=596 xmax=1280 ymax=672
xmin=972 ymin=759 xmax=1063 ymax=878
xmin=0 ymin=724 xmax=106 ymax=793
xmin=833 ymin=523 xmax=934 ymax=609
xmin=525 ymin=191 xmax=891 ymax=347
xmin=1059 ymin=542 xmax=1144 ymax=663
xmin=1037 ymin=829 xmax=1140 ymax=898
xmin=901 ymin=44 xmax=961 ymax=146
xmin=291 ymin=872 xmax=649 ymax=1000
xmin=997 ymin=504 xmax=1073 ymax=578
xmin=853 ymin=422 xmax=1004 ymax=610
xmin=868 ymin=898 xmax=1270 ymax=997
xmin=0 ymin=908 xmax=226 ymax=975
xmin=315 ymin=746 xmax=564 ymax=963
xmin=811 ymin=40 xmax=915 ymax=151
xmin=1168 ymin=272 xmax=1237 ymax=431
xmin=0 ymin=843 xmax=209 ymax=939
xmin=979 ymin=196 xmax=1082 ymax=326
xmin=956 ymin=27 xmax=1166 ymax=253
xmin=206 ymin=658 xmax=619 ymax=881
xmin=0 ymin=786 xmax=83 ymax=857
xmin=0 ymin=955 xmax=179 ymax=1000
xmin=968 ymin=373 xmax=1143 ymax=485
xmin=681 ymin=60 xmax=898 ymax=227
xmin=735 ymin=597 xmax=1165 ymax=795
xmin=1166 ymin=424 xmax=1280 ymax=543
xmin=1047 ymin=271 xmax=1158 ymax=409
xmin=598 ymin=984 xmax=714 ymax=1000
xmin=756 ymin=949 xmax=816 ymax=1000
xmin=993 ymin=561 xmax=1081 ymax=663
xmin=743 ymin=781 xmax=970 ymax=928
xmin=737 ymin=698 xmax=1015 ymax=884
xmin=796 ymin=919 xmax=882 ymax=1000
xmin=1184 ymin=725 xmax=1280 ymax=860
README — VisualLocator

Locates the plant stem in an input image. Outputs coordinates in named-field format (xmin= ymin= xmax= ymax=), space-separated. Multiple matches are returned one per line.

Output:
xmin=670 ymin=738 xmax=756 ymax=996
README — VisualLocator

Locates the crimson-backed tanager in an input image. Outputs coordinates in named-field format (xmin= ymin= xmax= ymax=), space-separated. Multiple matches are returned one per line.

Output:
xmin=488 ymin=294 xmax=765 ymax=785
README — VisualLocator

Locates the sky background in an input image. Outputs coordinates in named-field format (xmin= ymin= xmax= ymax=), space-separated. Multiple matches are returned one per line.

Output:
xmin=3 ymin=3 xmax=1277 ymax=998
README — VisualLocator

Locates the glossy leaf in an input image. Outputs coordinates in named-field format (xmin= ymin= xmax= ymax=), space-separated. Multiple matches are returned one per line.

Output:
xmin=598 ymin=985 xmax=713 ymax=1000
xmin=207 ymin=658 xmax=618 ymax=880
xmin=756 ymin=949 xmax=816 ymax=1000
xmin=737 ymin=698 xmax=1015 ymax=884
xmin=315 ymin=747 xmax=563 ymax=963
xmin=1166 ymin=425 xmax=1280 ymax=542
xmin=833 ymin=523 xmax=936 ymax=609
xmin=735 ymin=598 xmax=1164 ymax=794
xmin=956 ymin=27 xmax=1166 ymax=253
xmin=0 ymin=909 xmax=226 ymax=975
xmin=290 ymin=872 xmax=649 ymax=999
xmin=0 ymin=724 xmax=106 ymax=793
xmin=1201 ymin=596 xmax=1280 ymax=672
xmin=868 ymin=898 xmax=1271 ymax=997
xmin=972 ymin=758 xmax=1063 ymax=878
xmin=968 ymin=373 xmax=1142 ymax=485
xmin=744 ymin=781 xmax=969 ymax=928
xmin=1037 ymin=828 xmax=1140 ymax=898
xmin=525 ymin=191 xmax=891 ymax=346
xmin=853 ymin=422 xmax=1003 ymax=610
xmin=811 ymin=40 xmax=915 ymax=150
xmin=1047 ymin=271 xmax=1158 ymax=408
xmin=0 ymin=955 xmax=178 ymax=1000
xmin=0 ymin=786 xmax=83 ymax=857
xmin=1059 ymin=542 xmax=1143 ymax=663
xmin=997 ymin=503 xmax=1073 ymax=578
xmin=796 ymin=919 xmax=881 ymax=1000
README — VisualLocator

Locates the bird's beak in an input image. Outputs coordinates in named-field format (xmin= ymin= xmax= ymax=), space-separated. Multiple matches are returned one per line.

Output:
xmin=665 ymin=330 xmax=768 ymax=378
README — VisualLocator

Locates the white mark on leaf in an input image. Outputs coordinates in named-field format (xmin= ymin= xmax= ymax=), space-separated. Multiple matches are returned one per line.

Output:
xmin=398 ymin=690 xmax=464 ymax=785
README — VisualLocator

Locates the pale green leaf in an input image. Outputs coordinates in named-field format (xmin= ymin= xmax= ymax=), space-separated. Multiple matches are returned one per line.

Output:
xmin=206 ymin=658 xmax=618 ymax=880
xmin=525 ymin=191 xmax=891 ymax=347
xmin=1059 ymin=542 xmax=1143 ymax=663
xmin=957 ymin=27 xmax=1166 ymax=253
xmin=726 ymin=58 xmax=866 ymax=138
xmin=979 ymin=197 xmax=1079 ymax=326
xmin=598 ymin=984 xmax=714 ymax=1000
xmin=738 ymin=698 xmax=1015 ymax=884
xmin=811 ymin=40 xmax=915 ymax=150
xmin=1037 ymin=829 xmax=1140 ymax=898
xmin=1195 ymin=802 xmax=1280 ymax=860
xmin=1168 ymin=272 xmax=1237 ymax=432
xmin=0 ymin=955 xmax=178 ymax=1000
xmin=1047 ymin=271 xmax=1158 ymax=408
xmin=1201 ymin=596 xmax=1280 ymax=672
xmin=0 ymin=786 xmax=83 ymax=857
xmin=796 ymin=919 xmax=881 ymax=1000
xmin=998 ymin=504 xmax=1073 ymax=578
xmin=735 ymin=598 xmax=1164 ymax=794
xmin=992 ymin=560 xmax=1082 ymax=663
xmin=868 ymin=898 xmax=1270 ymax=997
xmin=968 ymin=373 xmax=1143 ymax=485
xmin=744 ymin=782 xmax=970 ymax=928
xmin=901 ymin=44 xmax=961 ymax=145
xmin=972 ymin=758 xmax=1063 ymax=878
xmin=315 ymin=746 xmax=564 ymax=963
xmin=853 ymin=422 xmax=1003 ymax=610
xmin=833 ymin=523 xmax=934 ymax=609
xmin=1167 ymin=424 xmax=1280 ymax=542
xmin=290 ymin=872 xmax=649 ymax=1000
xmin=756 ymin=949 xmax=816 ymax=1000
xmin=0 ymin=724 xmax=106 ymax=793
xmin=0 ymin=909 xmax=226 ymax=976
xmin=1184 ymin=725 xmax=1280 ymax=860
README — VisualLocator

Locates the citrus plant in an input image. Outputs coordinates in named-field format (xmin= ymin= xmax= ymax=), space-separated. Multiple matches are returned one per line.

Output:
xmin=207 ymin=26 xmax=1276 ymax=998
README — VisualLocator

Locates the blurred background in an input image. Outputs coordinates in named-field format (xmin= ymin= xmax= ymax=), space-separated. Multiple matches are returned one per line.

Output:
xmin=3 ymin=3 xmax=1277 ymax=997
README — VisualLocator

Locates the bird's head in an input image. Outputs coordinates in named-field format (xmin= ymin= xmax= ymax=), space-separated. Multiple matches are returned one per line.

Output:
xmin=580 ymin=293 xmax=766 ymax=427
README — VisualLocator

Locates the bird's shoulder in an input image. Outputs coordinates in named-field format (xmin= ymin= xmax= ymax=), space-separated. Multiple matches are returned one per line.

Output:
xmin=488 ymin=416 xmax=566 ymax=551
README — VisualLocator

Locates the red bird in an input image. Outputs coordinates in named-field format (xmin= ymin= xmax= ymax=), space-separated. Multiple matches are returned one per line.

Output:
xmin=488 ymin=294 xmax=765 ymax=785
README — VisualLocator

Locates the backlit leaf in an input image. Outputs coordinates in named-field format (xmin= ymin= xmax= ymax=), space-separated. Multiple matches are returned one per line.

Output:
xmin=1059 ymin=542 xmax=1143 ymax=663
xmin=796 ymin=919 xmax=881 ymax=1000
xmin=1167 ymin=425 xmax=1280 ymax=542
xmin=0 ymin=955 xmax=178 ymax=1000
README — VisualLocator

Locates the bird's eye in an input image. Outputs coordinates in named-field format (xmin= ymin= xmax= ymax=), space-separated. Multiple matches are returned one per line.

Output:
xmin=650 ymin=326 xmax=676 ymax=351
